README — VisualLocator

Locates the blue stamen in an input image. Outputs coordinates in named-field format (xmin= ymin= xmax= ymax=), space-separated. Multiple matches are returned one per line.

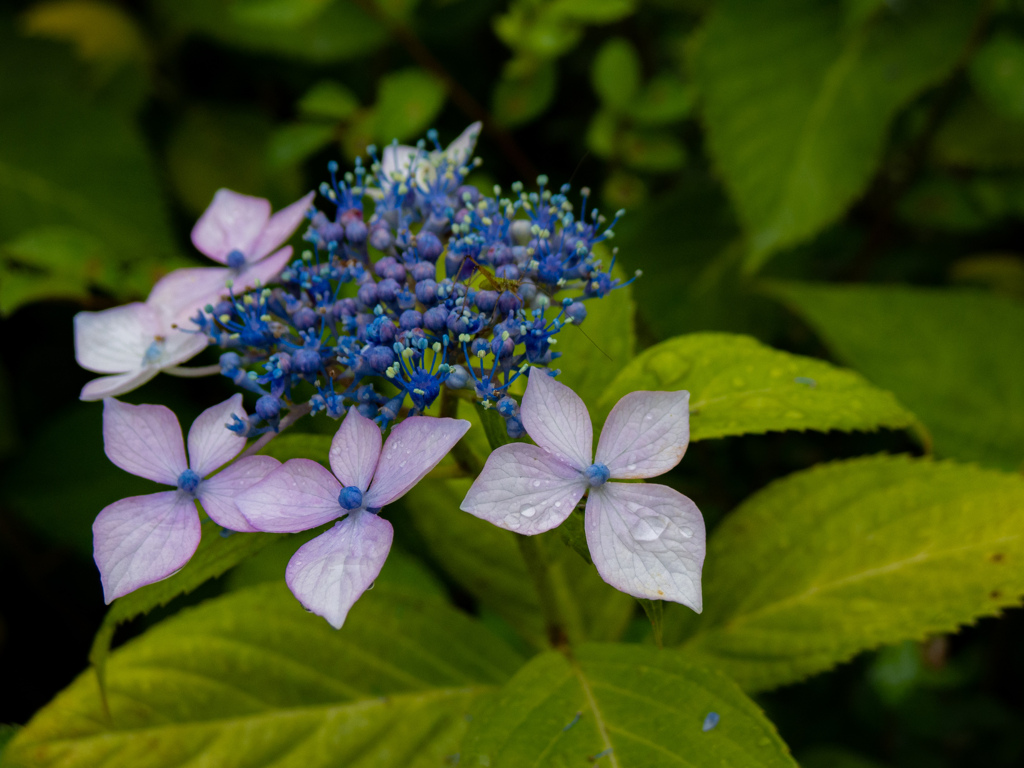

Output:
xmin=584 ymin=463 xmax=610 ymax=487
xmin=177 ymin=468 xmax=202 ymax=495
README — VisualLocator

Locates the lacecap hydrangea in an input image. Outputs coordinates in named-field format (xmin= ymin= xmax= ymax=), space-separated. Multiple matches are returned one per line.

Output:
xmin=192 ymin=122 xmax=637 ymax=437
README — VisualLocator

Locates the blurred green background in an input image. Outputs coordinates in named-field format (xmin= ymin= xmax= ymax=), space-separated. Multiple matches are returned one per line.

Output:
xmin=1 ymin=1 xmax=1022 ymax=766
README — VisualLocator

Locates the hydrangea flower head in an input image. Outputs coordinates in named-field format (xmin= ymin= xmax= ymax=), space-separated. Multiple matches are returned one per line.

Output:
xmin=236 ymin=409 xmax=470 ymax=628
xmin=94 ymin=395 xmax=278 ymax=602
xmin=461 ymin=371 xmax=705 ymax=610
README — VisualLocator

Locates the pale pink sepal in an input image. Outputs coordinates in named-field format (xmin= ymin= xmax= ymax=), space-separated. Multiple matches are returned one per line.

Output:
xmin=250 ymin=191 xmax=315 ymax=262
xmin=188 ymin=394 xmax=247 ymax=477
xmin=103 ymin=399 xmax=187 ymax=485
xmin=81 ymin=369 xmax=160 ymax=401
xmin=285 ymin=510 xmax=393 ymax=629
xmin=235 ymin=458 xmax=341 ymax=533
xmin=93 ymin=491 xmax=201 ymax=603
xmin=364 ymin=416 xmax=471 ymax=508
xmin=329 ymin=408 xmax=382 ymax=492
xmin=460 ymin=443 xmax=585 ymax=535
xmin=191 ymin=189 xmax=271 ymax=263
xmin=521 ymin=371 xmax=593 ymax=471
xmin=235 ymin=247 xmax=293 ymax=292
xmin=199 ymin=455 xmax=280 ymax=532
xmin=595 ymin=391 xmax=691 ymax=480
xmin=74 ymin=303 xmax=159 ymax=374
xmin=148 ymin=266 xmax=232 ymax=323
xmin=585 ymin=482 xmax=705 ymax=612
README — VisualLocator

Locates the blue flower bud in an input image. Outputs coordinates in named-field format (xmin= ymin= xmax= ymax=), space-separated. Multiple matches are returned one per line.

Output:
xmin=474 ymin=290 xmax=499 ymax=312
xmin=364 ymin=344 xmax=396 ymax=373
xmin=293 ymin=348 xmax=322 ymax=375
xmin=399 ymin=309 xmax=423 ymax=331
xmin=415 ymin=231 xmax=443 ymax=262
xmin=423 ymin=305 xmax=449 ymax=332
xmin=345 ymin=219 xmax=367 ymax=244
xmin=409 ymin=261 xmax=436 ymax=281
xmin=338 ymin=485 xmax=364 ymax=510
xmin=497 ymin=290 xmax=521 ymax=315
xmin=369 ymin=224 xmax=393 ymax=251
xmin=227 ymin=249 xmax=247 ymax=269
xmin=496 ymin=396 xmax=518 ymax=418
xmin=291 ymin=306 xmax=318 ymax=329
xmin=376 ymin=278 xmax=401 ymax=303
xmin=374 ymin=256 xmax=406 ymax=282
xmin=446 ymin=364 xmax=470 ymax=389
xmin=564 ymin=301 xmax=587 ymax=324
xmin=357 ymin=282 xmax=378 ymax=307
xmin=255 ymin=395 xmax=282 ymax=421
xmin=416 ymin=278 xmax=439 ymax=305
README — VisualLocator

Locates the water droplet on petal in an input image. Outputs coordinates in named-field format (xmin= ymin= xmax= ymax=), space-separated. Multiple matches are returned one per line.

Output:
xmin=631 ymin=515 xmax=669 ymax=541
xmin=532 ymin=480 xmax=541 ymax=488
xmin=644 ymin=413 xmax=653 ymax=420
xmin=519 ymin=504 xmax=537 ymax=518
xmin=626 ymin=463 xmax=637 ymax=471
xmin=399 ymin=460 xmax=407 ymax=468
xmin=680 ymin=527 xmax=693 ymax=538
xmin=504 ymin=513 xmax=522 ymax=530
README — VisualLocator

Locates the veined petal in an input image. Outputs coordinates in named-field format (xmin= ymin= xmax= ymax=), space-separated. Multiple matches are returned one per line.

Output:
xmin=191 ymin=189 xmax=271 ymax=263
xmin=329 ymin=408 xmax=381 ymax=492
xmin=159 ymin=329 xmax=209 ymax=369
xmin=364 ymin=417 xmax=470 ymax=508
xmin=103 ymin=399 xmax=187 ymax=485
xmin=250 ymin=191 xmax=315 ymax=262
xmin=234 ymin=246 xmax=292 ymax=293
xmin=80 ymin=368 xmax=159 ymax=402
xmin=460 ymin=443 xmax=585 ymax=535
xmin=93 ymin=491 xmax=200 ymax=603
xmin=147 ymin=266 xmax=232 ymax=324
xmin=595 ymin=391 xmax=691 ymax=480
xmin=235 ymin=458 xmax=341 ymax=533
xmin=198 ymin=455 xmax=280 ymax=532
xmin=74 ymin=303 xmax=160 ymax=374
xmin=585 ymin=482 xmax=705 ymax=611
xmin=521 ymin=370 xmax=593 ymax=470
xmin=285 ymin=510 xmax=393 ymax=629
xmin=188 ymin=394 xmax=247 ymax=476
xmin=444 ymin=121 xmax=482 ymax=168
xmin=381 ymin=144 xmax=418 ymax=184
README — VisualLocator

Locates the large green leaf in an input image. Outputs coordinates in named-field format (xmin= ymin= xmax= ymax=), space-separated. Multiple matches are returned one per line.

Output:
xmin=596 ymin=332 xmax=917 ymax=440
xmin=153 ymin=0 xmax=387 ymax=63
xmin=374 ymin=69 xmax=446 ymax=142
xmin=693 ymin=0 xmax=978 ymax=270
xmin=3 ymin=582 xmax=525 ymax=768
xmin=461 ymin=643 xmax=798 ymax=767
xmin=679 ymin=455 xmax=1024 ymax=692
xmin=766 ymin=283 xmax=1024 ymax=470
xmin=401 ymin=478 xmax=635 ymax=648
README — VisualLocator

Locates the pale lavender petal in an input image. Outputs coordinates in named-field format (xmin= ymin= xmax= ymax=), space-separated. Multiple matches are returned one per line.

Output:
xmin=80 ymin=369 xmax=159 ymax=402
xmin=250 ymin=191 xmax=315 ymax=262
xmin=235 ymin=458 xmax=341 ymax=532
xmin=364 ymin=417 xmax=471 ymax=508
xmin=521 ymin=370 xmax=593 ymax=470
xmin=103 ymin=399 xmax=187 ymax=485
xmin=233 ymin=247 xmax=293 ymax=293
xmin=585 ymin=482 xmax=705 ymax=611
xmin=188 ymin=394 xmax=247 ymax=476
xmin=381 ymin=144 xmax=418 ymax=183
xmin=595 ymin=391 xmax=691 ymax=480
xmin=285 ymin=510 xmax=393 ymax=629
xmin=74 ymin=303 xmax=160 ymax=373
xmin=329 ymin=408 xmax=381 ymax=491
xmin=147 ymin=266 xmax=232 ymax=324
xmin=198 ymin=455 xmax=280 ymax=532
xmin=460 ymin=443 xmax=585 ymax=535
xmin=158 ymin=329 xmax=209 ymax=368
xmin=93 ymin=491 xmax=200 ymax=603
xmin=444 ymin=121 xmax=482 ymax=168
xmin=191 ymin=189 xmax=271 ymax=263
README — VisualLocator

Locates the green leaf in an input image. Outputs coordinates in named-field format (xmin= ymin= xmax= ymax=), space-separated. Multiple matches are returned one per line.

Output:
xmin=461 ymin=643 xmax=798 ymax=768
xmin=693 ymin=0 xmax=978 ymax=270
xmin=631 ymin=75 xmax=694 ymax=125
xmin=969 ymin=32 xmax=1024 ymax=122
xmin=89 ymin=522 xmax=285 ymax=686
xmin=597 ymin=332 xmax=917 ymax=441
xmin=551 ymin=0 xmax=637 ymax=23
xmin=5 ymin=582 xmax=524 ymax=768
xmin=402 ymin=478 xmax=634 ymax=647
xmin=766 ymin=282 xmax=1024 ymax=470
xmin=493 ymin=60 xmax=557 ymax=127
xmin=592 ymin=37 xmax=641 ymax=110
xmin=0 ymin=27 xmax=178 ymax=270
xmin=154 ymin=0 xmax=387 ymax=63
xmin=257 ymin=432 xmax=333 ymax=464
xmin=932 ymin=96 xmax=1024 ymax=170
xmin=680 ymin=455 xmax=1024 ymax=692
xmin=620 ymin=129 xmax=687 ymax=172
xmin=0 ymin=726 xmax=19 ymax=760
xmin=374 ymin=69 xmax=446 ymax=142
xmin=267 ymin=122 xmax=337 ymax=170
xmin=556 ymin=260 xmax=635 ymax=421
xmin=298 ymin=79 xmax=360 ymax=120
xmin=228 ymin=0 xmax=335 ymax=27
xmin=895 ymin=173 xmax=991 ymax=232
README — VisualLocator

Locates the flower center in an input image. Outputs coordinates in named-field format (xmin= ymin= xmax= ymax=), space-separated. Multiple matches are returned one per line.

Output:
xmin=338 ymin=486 xmax=364 ymax=510
xmin=584 ymin=463 xmax=610 ymax=487
xmin=142 ymin=337 xmax=166 ymax=366
xmin=177 ymin=468 xmax=202 ymax=496
xmin=226 ymin=249 xmax=247 ymax=269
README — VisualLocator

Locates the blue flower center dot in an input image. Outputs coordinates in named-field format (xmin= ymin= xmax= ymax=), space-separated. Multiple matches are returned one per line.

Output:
xmin=338 ymin=486 xmax=364 ymax=510
xmin=584 ymin=463 xmax=610 ymax=487
xmin=177 ymin=468 xmax=202 ymax=495
xmin=226 ymin=249 xmax=247 ymax=269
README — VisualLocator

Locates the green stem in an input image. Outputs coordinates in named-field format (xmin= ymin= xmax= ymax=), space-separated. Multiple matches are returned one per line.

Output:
xmin=516 ymin=534 xmax=570 ymax=649
xmin=439 ymin=386 xmax=483 ymax=475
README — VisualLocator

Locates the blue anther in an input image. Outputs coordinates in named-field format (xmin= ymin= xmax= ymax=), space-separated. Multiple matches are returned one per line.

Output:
xmin=226 ymin=249 xmax=247 ymax=269
xmin=177 ymin=468 xmax=202 ymax=495
xmin=584 ymin=463 xmax=610 ymax=487
xmin=338 ymin=485 xmax=364 ymax=510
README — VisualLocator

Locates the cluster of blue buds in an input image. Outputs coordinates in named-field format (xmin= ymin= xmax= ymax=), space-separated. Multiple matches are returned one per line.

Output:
xmin=193 ymin=124 xmax=636 ymax=436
